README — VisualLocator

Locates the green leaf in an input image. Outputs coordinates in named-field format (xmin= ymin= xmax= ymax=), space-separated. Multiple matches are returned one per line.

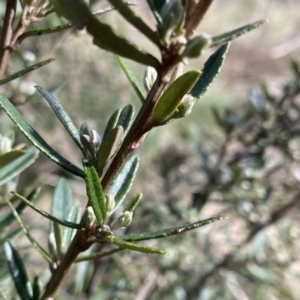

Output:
xmin=119 ymin=216 xmax=225 ymax=242
xmin=83 ymin=160 xmax=107 ymax=225
xmin=0 ymin=147 xmax=38 ymax=185
xmin=108 ymin=155 xmax=139 ymax=214
xmin=116 ymin=104 xmax=135 ymax=135
xmin=75 ymin=247 xmax=123 ymax=262
xmin=62 ymin=201 xmax=81 ymax=250
xmin=153 ymin=70 xmax=201 ymax=122
xmin=103 ymin=236 xmax=167 ymax=254
xmin=96 ymin=126 xmax=124 ymax=177
xmin=4 ymin=242 xmax=32 ymax=300
xmin=211 ymin=20 xmax=268 ymax=48
xmin=116 ymin=56 xmax=145 ymax=103
xmin=0 ymin=94 xmax=84 ymax=178
xmin=4 ymin=197 xmax=53 ymax=263
xmin=52 ymin=178 xmax=73 ymax=220
xmin=51 ymin=0 xmax=161 ymax=69
xmin=0 ymin=189 xmax=39 ymax=232
xmin=0 ymin=150 xmax=25 ymax=169
xmin=103 ymin=109 xmax=121 ymax=140
xmin=31 ymin=276 xmax=41 ymax=300
xmin=146 ymin=0 xmax=164 ymax=24
xmin=107 ymin=0 xmax=161 ymax=47
xmin=123 ymin=193 xmax=142 ymax=212
xmin=13 ymin=192 xmax=82 ymax=229
xmin=190 ymin=43 xmax=230 ymax=100
xmin=35 ymin=86 xmax=83 ymax=151
xmin=0 ymin=229 xmax=22 ymax=247
xmin=0 ymin=59 xmax=55 ymax=86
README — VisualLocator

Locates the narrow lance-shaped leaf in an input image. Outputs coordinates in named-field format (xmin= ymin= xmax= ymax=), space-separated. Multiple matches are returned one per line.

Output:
xmin=83 ymin=160 xmax=107 ymax=225
xmin=103 ymin=109 xmax=121 ymax=140
xmin=51 ymin=0 xmax=161 ymax=69
xmin=107 ymin=0 xmax=161 ymax=47
xmin=211 ymin=20 xmax=268 ymax=48
xmin=35 ymin=86 xmax=83 ymax=151
xmin=0 ymin=58 xmax=55 ymax=86
xmin=31 ymin=276 xmax=41 ymax=300
xmin=62 ymin=201 xmax=81 ymax=250
xmin=103 ymin=236 xmax=167 ymax=255
xmin=75 ymin=247 xmax=123 ymax=263
xmin=108 ymin=155 xmax=139 ymax=214
xmin=13 ymin=192 xmax=82 ymax=229
xmin=119 ymin=216 xmax=226 ymax=242
xmin=96 ymin=126 xmax=124 ymax=177
xmin=0 ymin=95 xmax=84 ymax=178
xmin=146 ymin=0 xmax=164 ymax=24
xmin=190 ymin=43 xmax=230 ymax=100
xmin=0 ymin=189 xmax=39 ymax=231
xmin=0 ymin=147 xmax=38 ymax=186
xmin=4 ymin=242 xmax=32 ymax=300
xmin=0 ymin=150 xmax=26 ymax=169
xmin=153 ymin=70 xmax=201 ymax=123
xmin=116 ymin=56 xmax=145 ymax=103
xmin=116 ymin=104 xmax=135 ymax=135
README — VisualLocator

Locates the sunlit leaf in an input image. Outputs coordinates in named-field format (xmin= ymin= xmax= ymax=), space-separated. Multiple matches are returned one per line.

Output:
xmin=0 ymin=59 xmax=55 ymax=86
xmin=35 ymin=86 xmax=83 ymax=151
xmin=103 ymin=109 xmax=121 ymax=140
xmin=116 ymin=104 xmax=135 ymax=135
xmin=0 ymin=95 xmax=84 ymax=178
xmin=96 ymin=126 xmax=124 ymax=177
xmin=119 ymin=216 xmax=225 ymax=241
xmin=108 ymin=155 xmax=139 ymax=214
xmin=83 ymin=160 xmax=106 ymax=225
xmin=153 ymin=70 xmax=201 ymax=123
xmin=103 ymin=236 xmax=167 ymax=254
xmin=211 ymin=20 xmax=268 ymax=48
xmin=190 ymin=43 xmax=230 ymax=100
xmin=116 ymin=56 xmax=145 ymax=103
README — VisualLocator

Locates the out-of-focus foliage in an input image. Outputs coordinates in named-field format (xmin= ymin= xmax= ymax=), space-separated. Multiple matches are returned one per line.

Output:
xmin=0 ymin=0 xmax=300 ymax=299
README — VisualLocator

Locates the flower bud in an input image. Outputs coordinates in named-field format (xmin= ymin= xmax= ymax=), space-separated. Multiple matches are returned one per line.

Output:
xmin=143 ymin=67 xmax=157 ymax=93
xmin=105 ymin=194 xmax=116 ymax=214
xmin=111 ymin=211 xmax=133 ymax=230
xmin=173 ymin=94 xmax=197 ymax=118
xmin=182 ymin=34 xmax=212 ymax=58
xmin=83 ymin=206 xmax=97 ymax=230
xmin=0 ymin=135 xmax=12 ymax=155
xmin=159 ymin=0 xmax=185 ymax=42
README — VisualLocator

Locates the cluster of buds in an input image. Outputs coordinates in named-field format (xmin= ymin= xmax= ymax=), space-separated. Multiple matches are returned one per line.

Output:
xmin=157 ymin=0 xmax=211 ymax=59
xmin=79 ymin=122 xmax=101 ymax=164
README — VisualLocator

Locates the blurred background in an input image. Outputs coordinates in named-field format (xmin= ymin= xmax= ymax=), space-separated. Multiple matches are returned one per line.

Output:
xmin=1 ymin=0 xmax=300 ymax=299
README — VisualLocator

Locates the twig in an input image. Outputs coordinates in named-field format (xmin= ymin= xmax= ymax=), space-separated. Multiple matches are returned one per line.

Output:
xmin=0 ymin=0 xmax=17 ymax=79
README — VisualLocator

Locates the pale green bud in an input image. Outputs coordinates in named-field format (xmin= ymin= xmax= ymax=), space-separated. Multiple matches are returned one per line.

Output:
xmin=159 ymin=0 xmax=185 ymax=42
xmin=143 ymin=67 xmax=157 ymax=93
xmin=173 ymin=94 xmax=197 ymax=119
xmin=0 ymin=135 xmax=12 ymax=155
xmin=182 ymin=34 xmax=212 ymax=58
xmin=83 ymin=206 xmax=97 ymax=230
xmin=105 ymin=194 xmax=116 ymax=214
xmin=111 ymin=211 xmax=133 ymax=230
